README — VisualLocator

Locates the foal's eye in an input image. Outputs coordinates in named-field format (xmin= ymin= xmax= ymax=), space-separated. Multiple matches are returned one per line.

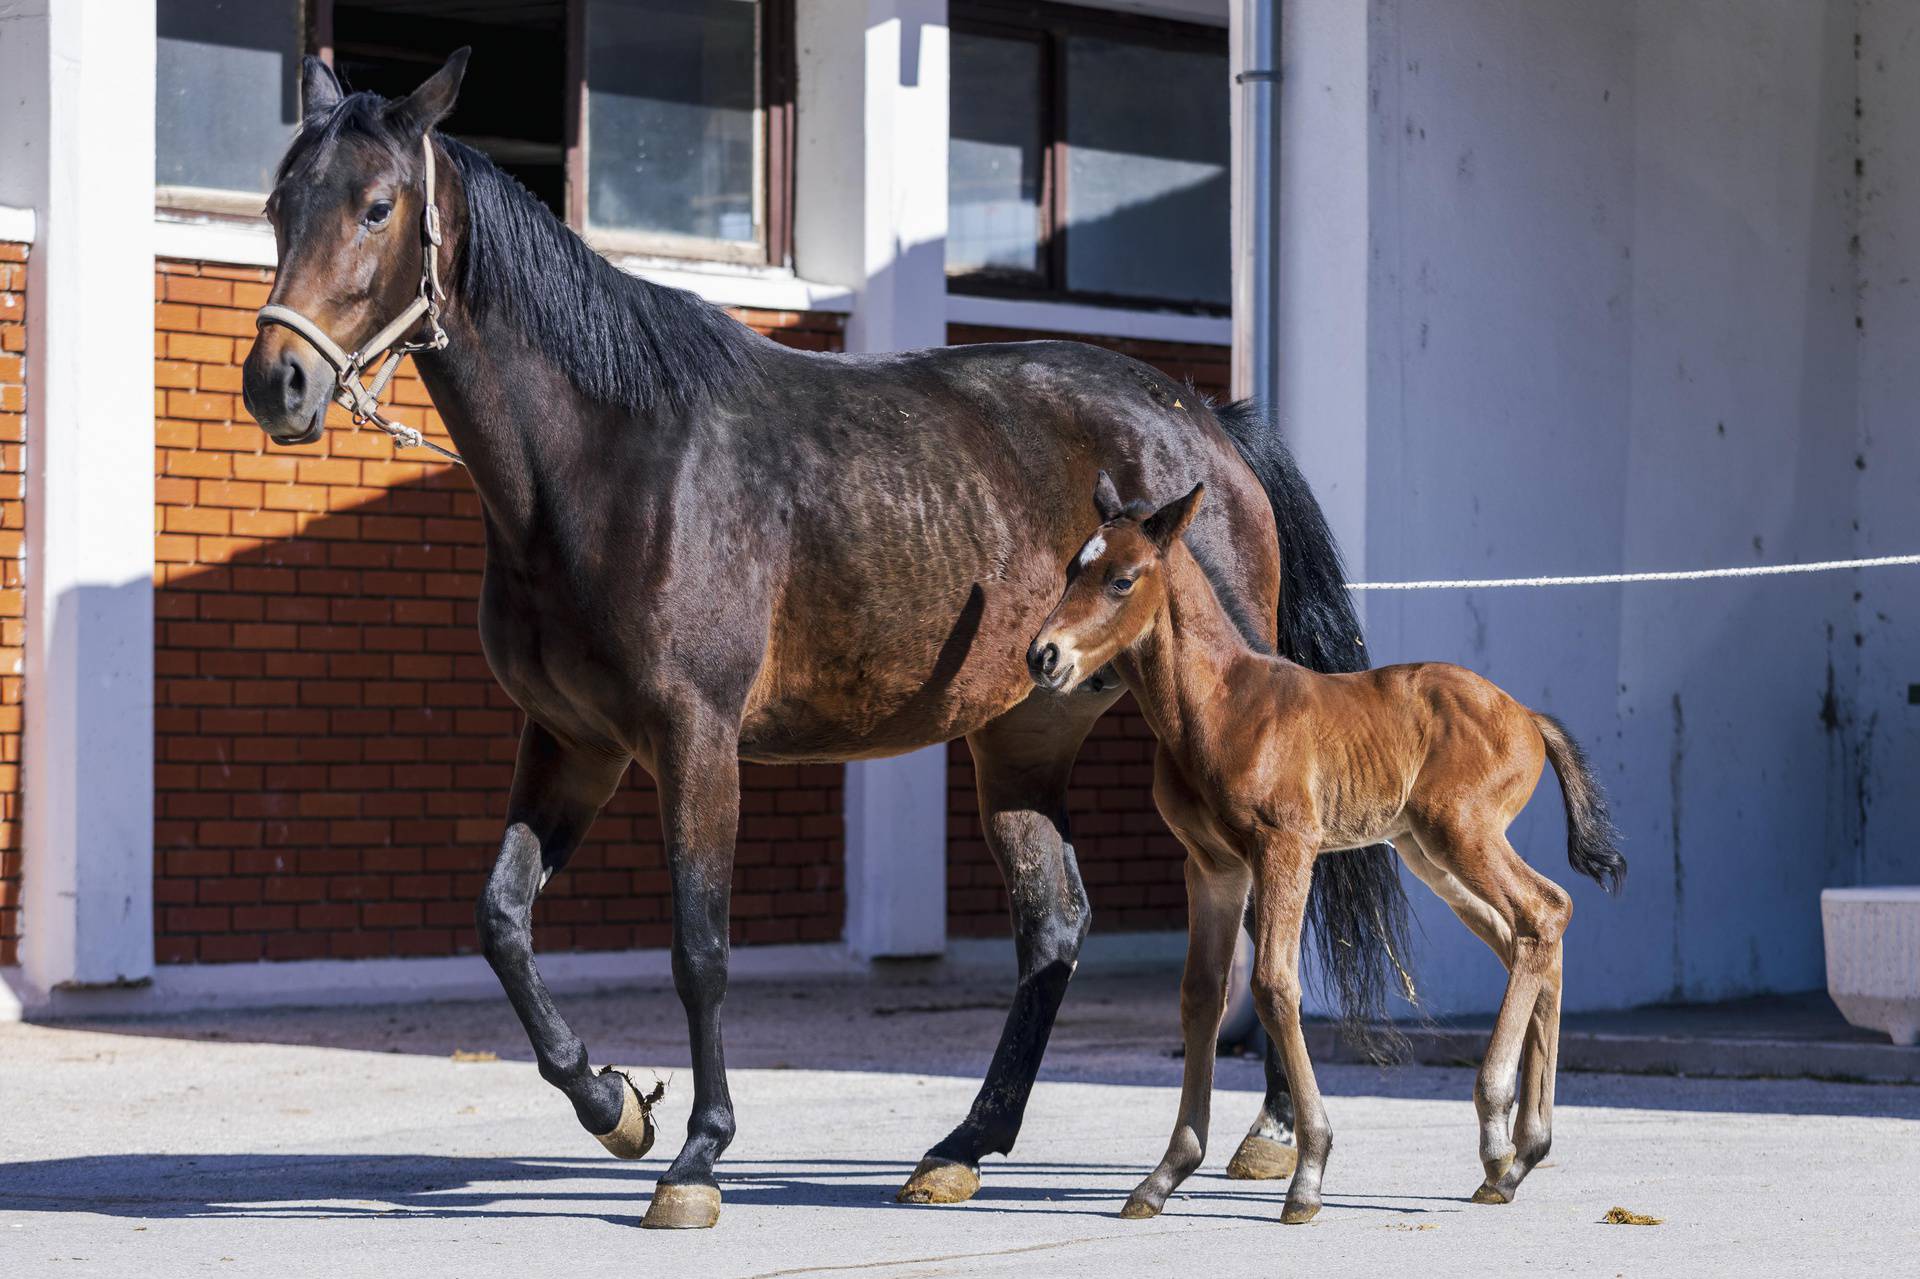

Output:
xmin=365 ymin=200 xmax=394 ymax=228
xmin=1110 ymin=577 xmax=1134 ymax=595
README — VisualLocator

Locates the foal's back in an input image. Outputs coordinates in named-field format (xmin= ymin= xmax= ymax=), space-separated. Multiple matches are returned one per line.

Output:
xmin=1238 ymin=658 xmax=1549 ymax=848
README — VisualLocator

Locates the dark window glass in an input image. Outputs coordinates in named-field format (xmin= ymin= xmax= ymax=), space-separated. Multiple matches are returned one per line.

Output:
xmin=156 ymin=0 xmax=302 ymax=195
xmin=949 ymin=32 xmax=1045 ymax=278
xmin=586 ymin=0 xmax=761 ymax=250
xmin=332 ymin=2 xmax=568 ymax=215
xmin=1063 ymin=38 xmax=1228 ymax=306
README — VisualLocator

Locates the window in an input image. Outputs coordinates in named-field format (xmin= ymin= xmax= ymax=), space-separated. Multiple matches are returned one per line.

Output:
xmin=153 ymin=0 xmax=794 ymax=268
xmin=156 ymin=0 xmax=303 ymax=212
xmin=585 ymin=0 xmax=768 ymax=261
xmin=949 ymin=2 xmax=1230 ymax=311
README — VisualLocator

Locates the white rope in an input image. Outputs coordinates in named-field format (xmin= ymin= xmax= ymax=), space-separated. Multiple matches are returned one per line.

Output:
xmin=1347 ymin=552 xmax=1920 ymax=592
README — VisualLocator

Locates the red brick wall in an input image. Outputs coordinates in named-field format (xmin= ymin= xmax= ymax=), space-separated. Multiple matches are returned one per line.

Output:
xmin=0 ymin=243 xmax=24 ymax=966
xmin=944 ymin=325 xmax=1233 ymax=937
xmin=153 ymin=259 xmax=847 ymax=964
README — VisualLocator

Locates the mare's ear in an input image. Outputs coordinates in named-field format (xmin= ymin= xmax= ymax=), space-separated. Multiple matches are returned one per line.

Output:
xmin=1143 ymin=483 xmax=1205 ymax=549
xmin=301 ymin=55 xmax=344 ymax=119
xmin=387 ymin=47 xmax=471 ymax=136
xmin=1092 ymin=470 xmax=1125 ymax=523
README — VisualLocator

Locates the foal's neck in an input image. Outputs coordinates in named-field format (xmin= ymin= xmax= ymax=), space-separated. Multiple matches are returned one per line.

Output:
xmin=1116 ymin=542 xmax=1296 ymax=762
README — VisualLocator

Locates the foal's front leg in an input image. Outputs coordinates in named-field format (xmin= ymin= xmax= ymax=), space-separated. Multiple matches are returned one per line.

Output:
xmin=1249 ymin=838 xmax=1330 ymax=1224
xmin=478 ymin=724 xmax=643 ymax=1153
xmin=1122 ymin=850 xmax=1249 ymax=1219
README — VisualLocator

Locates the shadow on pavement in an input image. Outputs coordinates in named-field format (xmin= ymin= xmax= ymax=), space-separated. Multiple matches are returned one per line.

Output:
xmin=0 ymin=1152 xmax=1473 ymax=1227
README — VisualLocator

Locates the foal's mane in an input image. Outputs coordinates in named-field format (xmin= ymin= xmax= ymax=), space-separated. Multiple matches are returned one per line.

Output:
xmin=278 ymin=92 xmax=768 ymax=415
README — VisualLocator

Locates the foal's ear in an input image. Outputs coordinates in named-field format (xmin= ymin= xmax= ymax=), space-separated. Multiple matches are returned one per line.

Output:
xmin=301 ymin=55 xmax=344 ymax=119
xmin=1143 ymin=483 xmax=1205 ymax=549
xmin=388 ymin=47 xmax=471 ymax=136
xmin=1092 ymin=470 xmax=1125 ymax=523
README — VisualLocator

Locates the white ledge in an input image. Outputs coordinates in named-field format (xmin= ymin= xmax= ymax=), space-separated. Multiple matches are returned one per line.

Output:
xmin=947 ymin=293 xmax=1232 ymax=346
xmin=0 ymin=204 xmax=35 ymax=244
xmin=604 ymin=254 xmax=856 ymax=314
xmin=147 ymin=212 xmax=858 ymax=314
xmin=0 ymin=931 xmax=1186 ymax=1020
xmin=154 ymin=212 xmax=277 ymax=268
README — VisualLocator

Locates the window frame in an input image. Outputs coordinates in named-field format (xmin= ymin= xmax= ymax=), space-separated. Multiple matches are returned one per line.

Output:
xmin=949 ymin=0 xmax=1231 ymax=315
xmin=157 ymin=0 xmax=797 ymax=271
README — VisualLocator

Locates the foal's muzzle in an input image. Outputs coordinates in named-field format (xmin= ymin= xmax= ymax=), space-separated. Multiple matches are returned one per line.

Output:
xmin=1027 ymin=640 xmax=1075 ymax=693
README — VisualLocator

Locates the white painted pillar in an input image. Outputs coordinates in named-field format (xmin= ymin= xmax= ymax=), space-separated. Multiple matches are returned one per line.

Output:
xmin=1271 ymin=0 xmax=1371 ymax=581
xmin=796 ymin=0 xmax=951 ymax=959
xmin=7 ymin=1 xmax=158 ymax=990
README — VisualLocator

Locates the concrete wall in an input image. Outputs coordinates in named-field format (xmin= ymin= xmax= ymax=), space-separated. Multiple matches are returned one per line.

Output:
xmin=1285 ymin=0 xmax=1917 ymax=1015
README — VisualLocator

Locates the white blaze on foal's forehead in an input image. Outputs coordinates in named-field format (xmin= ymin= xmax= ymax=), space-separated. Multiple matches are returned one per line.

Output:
xmin=1076 ymin=534 xmax=1107 ymax=569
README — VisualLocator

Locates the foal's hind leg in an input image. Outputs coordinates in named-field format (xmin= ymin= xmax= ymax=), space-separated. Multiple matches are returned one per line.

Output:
xmin=1122 ymin=848 xmax=1249 ymax=1219
xmin=1404 ymin=822 xmax=1570 ymax=1204
xmin=477 ymin=724 xmax=638 ymax=1153
xmin=899 ymin=688 xmax=1108 ymax=1205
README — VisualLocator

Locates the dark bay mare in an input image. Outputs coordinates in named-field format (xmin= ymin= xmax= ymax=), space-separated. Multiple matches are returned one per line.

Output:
xmin=241 ymin=52 xmax=1411 ymax=1229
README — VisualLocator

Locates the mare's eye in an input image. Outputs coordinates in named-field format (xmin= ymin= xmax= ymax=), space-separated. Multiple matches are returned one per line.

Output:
xmin=1110 ymin=577 xmax=1134 ymax=595
xmin=366 ymin=200 xmax=394 ymax=228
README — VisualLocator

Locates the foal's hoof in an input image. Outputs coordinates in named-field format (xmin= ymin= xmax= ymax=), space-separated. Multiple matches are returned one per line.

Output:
xmin=896 ymin=1157 xmax=981 ymax=1205
xmin=641 ymin=1182 xmax=722 ymax=1229
xmin=589 ymin=1068 xmax=661 ymax=1160
xmin=1471 ymin=1181 xmax=1514 ymax=1205
xmin=1225 ymin=1133 xmax=1297 ymax=1180
xmin=1120 ymin=1193 xmax=1163 ymax=1220
xmin=1280 ymin=1198 xmax=1321 ymax=1225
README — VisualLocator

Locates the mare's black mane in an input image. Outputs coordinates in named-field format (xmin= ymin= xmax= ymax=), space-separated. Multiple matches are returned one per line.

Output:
xmin=277 ymin=91 xmax=767 ymax=415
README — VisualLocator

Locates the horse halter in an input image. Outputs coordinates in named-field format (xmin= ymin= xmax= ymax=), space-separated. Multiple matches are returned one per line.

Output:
xmin=254 ymin=133 xmax=465 ymax=467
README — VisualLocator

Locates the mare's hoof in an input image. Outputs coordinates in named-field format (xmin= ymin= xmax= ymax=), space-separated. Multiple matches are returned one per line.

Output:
xmin=896 ymin=1157 xmax=981 ymax=1205
xmin=589 ymin=1068 xmax=660 ymax=1160
xmin=1120 ymin=1194 xmax=1162 ymax=1220
xmin=641 ymin=1182 xmax=722 ymax=1229
xmin=1471 ymin=1182 xmax=1513 ymax=1205
xmin=1225 ymin=1133 xmax=1297 ymax=1180
xmin=1280 ymin=1198 xmax=1321 ymax=1225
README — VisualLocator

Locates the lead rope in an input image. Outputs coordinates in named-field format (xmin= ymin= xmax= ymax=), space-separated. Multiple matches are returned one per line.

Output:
xmin=255 ymin=133 xmax=465 ymax=468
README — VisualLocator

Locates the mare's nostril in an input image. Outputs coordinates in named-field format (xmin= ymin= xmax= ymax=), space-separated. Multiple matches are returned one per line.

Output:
xmin=281 ymin=356 xmax=308 ymax=414
xmin=1040 ymin=644 xmax=1059 ymax=675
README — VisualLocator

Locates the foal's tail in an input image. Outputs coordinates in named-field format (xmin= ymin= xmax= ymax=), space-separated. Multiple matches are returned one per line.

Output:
xmin=1214 ymin=399 xmax=1416 ymax=1054
xmin=1532 ymin=712 xmax=1627 ymax=894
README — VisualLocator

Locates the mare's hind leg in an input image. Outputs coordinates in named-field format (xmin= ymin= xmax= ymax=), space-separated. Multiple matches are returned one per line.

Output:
xmin=1122 ymin=847 xmax=1250 ymax=1219
xmin=1400 ymin=823 xmax=1570 ymax=1204
xmin=1248 ymin=834 xmax=1330 ymax=1225
xmin=477 ymin=723 xmax=639 ymax=1154
xmin=899 ymin=687 xmax=1111 ymax=1205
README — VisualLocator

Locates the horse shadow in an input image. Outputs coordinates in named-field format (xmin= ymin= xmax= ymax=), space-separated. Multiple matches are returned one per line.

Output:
xmin=0 ymin=1152 xmax=1461 ymax=1227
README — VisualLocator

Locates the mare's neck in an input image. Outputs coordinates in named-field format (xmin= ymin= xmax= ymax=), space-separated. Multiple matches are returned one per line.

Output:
xmin=1114 ymin=542 xmax=1295 ymax=767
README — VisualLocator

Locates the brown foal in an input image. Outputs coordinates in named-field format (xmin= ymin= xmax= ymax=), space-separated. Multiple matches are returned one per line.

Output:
xmin=1029 ymin=475 xmax=1624 ymax=1224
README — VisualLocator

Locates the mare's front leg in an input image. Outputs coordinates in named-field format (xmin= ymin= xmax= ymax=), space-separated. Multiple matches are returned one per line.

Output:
xmin=642 ymin=709 xmax=746 ymax=1230
xmin=898 ymin=688 xmax=1109 ymax=1205
xmin=1249 ymin=836 xmax=1331 ymax=1224
xmin=1122 ymin=847 xmax=1249 ymax=1219
xmin=478 ymin=723 xmax=646 ymax=1155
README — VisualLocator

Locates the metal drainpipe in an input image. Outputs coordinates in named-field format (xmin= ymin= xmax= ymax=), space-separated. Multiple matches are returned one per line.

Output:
xmin=1230 ymin=0 xmax=1280 ymax=406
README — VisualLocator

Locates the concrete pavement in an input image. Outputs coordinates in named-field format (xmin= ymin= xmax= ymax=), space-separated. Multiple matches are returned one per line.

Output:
xmin=2 ymin=973 xmax=1916 ymax=1277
